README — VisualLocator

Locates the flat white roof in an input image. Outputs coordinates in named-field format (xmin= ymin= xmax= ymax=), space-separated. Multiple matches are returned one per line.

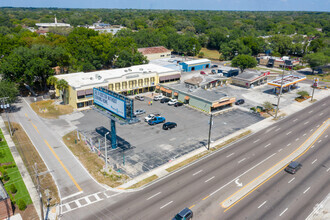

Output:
xmin=268 ymin=75 xmax=306 ymax=87
xmin=55 ymin=64 xmax=178 ymax=89
xmin=184 ymin=59 xmax=211 ymax=65
xmin=36 ymin=23 xmax=70 ymax=27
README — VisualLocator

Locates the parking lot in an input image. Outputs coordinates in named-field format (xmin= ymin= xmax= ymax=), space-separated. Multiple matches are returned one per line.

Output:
xmin=74 ymin=95 xmax=263 ymax=177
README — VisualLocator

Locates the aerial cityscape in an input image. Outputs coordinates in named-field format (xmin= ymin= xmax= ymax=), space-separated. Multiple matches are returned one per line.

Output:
xmin=0 ymin=1 xmax=329 ymax=220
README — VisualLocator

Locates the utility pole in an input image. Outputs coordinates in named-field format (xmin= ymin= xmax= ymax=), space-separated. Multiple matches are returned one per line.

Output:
xmin=34 ymin=163 xmax=52 ymax=220
xmin=207 ymin=113 xmax=213 ymax=150
xmin=0 ymin=97 xmax=13 ymax=136
xmin=104 ymin=132 xmax=110 ymax=170
xmin=275 ymin=65 xmax=286 ymax=119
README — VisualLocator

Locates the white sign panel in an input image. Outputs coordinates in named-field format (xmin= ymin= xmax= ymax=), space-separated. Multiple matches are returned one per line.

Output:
xmin=93 ymin=88 xmax=126 ymax=118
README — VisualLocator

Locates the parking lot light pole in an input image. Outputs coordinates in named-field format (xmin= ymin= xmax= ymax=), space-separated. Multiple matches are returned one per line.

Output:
xmin=105 ymin=132 xmax=110 ymax=170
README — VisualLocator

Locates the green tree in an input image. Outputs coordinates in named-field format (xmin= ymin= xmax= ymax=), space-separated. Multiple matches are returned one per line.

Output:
xmin=262 ymin=101 xmax=274 ymax=112
xmin=47 ymin=76 xmax=58 ymax=89
xmin=0 ymin=81 xmax=19 ymax=103
xmin=297 ymin=90 xmax=309 ymax=98
xmin=56 ymin=79 xmax=69 ymax=101
xmin=231 ymin=55 xmax=257 ymax=73
xmin=304 ymin=52 xmax=330 ymax=73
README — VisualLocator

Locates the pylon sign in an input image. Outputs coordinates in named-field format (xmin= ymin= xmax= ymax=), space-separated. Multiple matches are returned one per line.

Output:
xmin=313 ymin=78 xmax=319 ymax=88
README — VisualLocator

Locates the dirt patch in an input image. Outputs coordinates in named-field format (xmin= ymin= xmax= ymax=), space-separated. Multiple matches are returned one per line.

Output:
xmin=295 ymin=96 xmax=311 ymax=102
xmin=30 ymin=100 xmax=73 ymax=119
xmin=63 ymin=131 xmax=129 ymax=188
xmin=198 ymin=48 xmax=221 ymax=60
xmin=126 ymin=175 xmax=158 ymax=189
xmin=13 ymin=203 xmax=39 ymax=220
xmin=8 ymin=122 xmax=60 ymax=207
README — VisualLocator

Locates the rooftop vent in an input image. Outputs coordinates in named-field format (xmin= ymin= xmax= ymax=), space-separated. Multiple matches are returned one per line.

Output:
xmin=90 ymin=77 xmax=93 ymax=80
xmin=124 ymin=70 xmax=128 ymax=72
xmin=128 ymin=69 xmax=132 ymax=72
xmin=139 ymin=68 xmax=143 ymax=71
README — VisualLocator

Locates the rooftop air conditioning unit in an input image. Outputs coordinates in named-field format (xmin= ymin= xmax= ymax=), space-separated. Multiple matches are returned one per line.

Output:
xmin=124 ymin=70 xmax=128 ymax=72
xmin=90 ymin=77 xmax=93 ymax=80
xmin=128 ymin=69 xmax=132 ymax=71
xmin=139 ymin=68 xmax=143 ymax=71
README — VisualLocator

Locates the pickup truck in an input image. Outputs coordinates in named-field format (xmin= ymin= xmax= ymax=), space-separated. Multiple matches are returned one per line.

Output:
xmin=148 ymin=116 xmax=166 ymax=125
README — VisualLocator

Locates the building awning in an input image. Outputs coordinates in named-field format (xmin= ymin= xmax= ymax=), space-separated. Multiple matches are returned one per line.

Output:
xmin=159 ymin=74 xmax=181 ymax=81
xmin=155 ymin=85 xmax=160 ymax=89
xmin=174 ymin=92 xmax=178 ymax=96
xmin=77 ymin=90 xmax=86 ymax=96
xmin=166 ymin=89 xmax=172 ymax=93
xmin=85 ymin=89 xmax=93 ymax=95
xmin=212 ymin=98 xmax=235 ymax=108
xmin=184 ymin=96 xmax=190 ymax=100
xmin=160 ymin=87 xmax=167 ymax=92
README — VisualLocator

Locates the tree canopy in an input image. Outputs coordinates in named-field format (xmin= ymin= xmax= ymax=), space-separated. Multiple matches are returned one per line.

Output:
xmin=231 ymin=55 xmax=258 ymax=73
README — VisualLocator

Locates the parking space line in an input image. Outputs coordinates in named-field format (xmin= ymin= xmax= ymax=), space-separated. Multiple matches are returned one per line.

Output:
xmin=147 ymin=192 xmax=161 ymax=200
xmin=303 ymin=187 xmax=311 ymax=194
xmin=288 ymin=177 xmax=295 ymax=183
xmin=226 ymin=153 xmax=234 ymax=158
xmin=287 ymin=143 xmax=291 ymax=147
xmin=205 ymin=176 xmax=215 ymax=183
xmin=258 ymin=201 xmax=267 ymax=209
xmin=264 ymin=143 xmax=271 ymax=148
xmin=253 ymin=139 xmax=260 ymax=143
xmin=312 ymin=159 xmax=317 ymax=164
xmin=278 ymin=148 xmax=283 ymax=152
xmin=193 ymin=170 xmax=203 ymax=176
xmin=304 ymin=121 xmax=309 ymax=125
xmin=286 ymin=131 xmax=292 ymax=135
xmin=238 ymin=158 xmax=246 ymax=164
xmin=279 ymin=208 xmax=288 ymax=216
xmin=160 ymin=201 xmax=173 ymax=209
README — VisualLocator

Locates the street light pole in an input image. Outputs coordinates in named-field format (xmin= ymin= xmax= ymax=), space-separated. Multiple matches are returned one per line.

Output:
xmin=275 ymin=65 xmax=286 ymax=119
xmin=207 ymin=113 xmax=213 ymax=150
xmin=105 ymin=132 xmax=110 ymax=170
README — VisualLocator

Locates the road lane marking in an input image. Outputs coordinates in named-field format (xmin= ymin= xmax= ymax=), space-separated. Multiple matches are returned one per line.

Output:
xmin=310 ymin=129 xmax=313 ymax=132
xmin=319 ymin=112 xmax=324 ymax=116
xmin=193 ymin=170 xmax=203 ymax=176
xmin=226 ymin=153 xmax=234 ymax=158
xmin=311 ymin=145 xmax=315 ymax=149
xmin=322 ymin=103 xmax=326 ymax=106
xmin=189 ymin=205 xmax=195 ymax=209
xmin=205 ymin=176 xmax=215 ymax=183
xmin=275 ymin=128 xmax=281 ymax=131
xmin=304 ymin=121 xmax=309 ymax=125
xmin=303 ymin=187 xmax=311 ymax=194
xmin=203 ymin=195 xmax=209 ymax=200
xmin=31 ymin=122 xmax=40 ymax=134
xmin=147 ymin=192 xmax=161 ymax=200
xmin=253 ymin=139 xmax=260 ymax=143
xmin=286 ymin=131 xmax=292 ymax=135
xmin=278 ymin=148 xmax=283 ymax=152
xmin=327 ymin=168 xmax=330 ymax=172
xmin=287 ymin=143 xmax=291 ymax=147
xmin=62 ymin=191 xmax=83 ymax=201
xmin=43 ymin=139 xmax=83 ymax=191
xmin=208 ymin=153 xmax=276 ymax=197
xmin=221 ymin=122 xmax=329 ymax=212
xmin=308 ymin=110 xmax=313 ymax=114
xmin=293 ymin=119 xmax=298 ymax=122
xmin=303 ymin=133 xmax=306 ymax=136
xmin=25 ymin=113 xmax=28 ymax=118
xmin=279 ymin=208 xmax=288 ymax=216
xmin=296 ymin=138 xmax=299 ymax=141
xmin=238 ymin=158 xmax=246 ymax=164
xmin=160 ymin=201 xmax=173 ymax=209
xmin=312 ymin=159 xmax=317 ymax=164
xmin=288 ymin=177 xmax=295 ymax=183
xmin=264 ymin=143 xmax=271 ymax=148
xmin=318 ymin=140 xmax=322 ymax=143
xmin=325 ymin=135 xmax=328 ymax=138
xmin=258 ymin=201 xmax=267 ymax=209
xmin=316 ymin=124 xmax=320 ymax=128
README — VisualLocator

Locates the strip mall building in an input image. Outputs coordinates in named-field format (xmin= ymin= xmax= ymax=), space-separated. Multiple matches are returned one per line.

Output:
xmin=55 ymin=64 xmax=180 ymax=109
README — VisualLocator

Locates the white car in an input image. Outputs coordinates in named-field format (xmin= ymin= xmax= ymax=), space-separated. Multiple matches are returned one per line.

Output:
xmin=154 ymin=95 xmax=165 ymax=101
xmin=145 ymin=114 xmax=156 ymax=122
xmin=168 ymin=99 xmax=178 ymax=105
xmin=134 ymin=109 xmax=146 ymax=115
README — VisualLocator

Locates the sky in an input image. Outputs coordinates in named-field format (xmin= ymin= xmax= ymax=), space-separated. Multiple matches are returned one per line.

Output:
xmin=0 ymin=0 xmax=329 ymax=11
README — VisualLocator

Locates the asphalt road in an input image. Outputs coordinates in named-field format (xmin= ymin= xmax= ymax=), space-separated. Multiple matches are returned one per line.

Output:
xmin=62 ymin=94 xmax=329 ymax=219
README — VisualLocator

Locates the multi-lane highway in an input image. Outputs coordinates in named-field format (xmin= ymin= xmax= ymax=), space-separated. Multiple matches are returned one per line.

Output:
xmin=61 ymin=96 xmax=329 ymax=219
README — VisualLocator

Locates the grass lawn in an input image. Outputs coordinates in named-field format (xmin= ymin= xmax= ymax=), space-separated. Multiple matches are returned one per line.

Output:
xmin=30 ymin=100 xmax=73 ymax=119
xmin=0 ymin=129 xmax=32 ymax=207
xmin=305 ymin=73 xmax=330 ymax=82
xmin=198 ymin=48 xmax=221 ymax=60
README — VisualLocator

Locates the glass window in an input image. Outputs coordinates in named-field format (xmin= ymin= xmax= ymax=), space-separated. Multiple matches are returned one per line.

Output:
xmin=109 ymin=84 xmax=113 ymax=91
xmin=122 ymin=82 xmax=127 ymax=89
xmin=129 ymin=81 xmax=133 ymax=89
xmin=77 ymin=102 xmax=84 ymax=108
xmin=77 ymin=95 xmax=85 ymax=99
xmin=150 ymin=77 xmax=155 ymax=83
xmin=138 ymin=79 xmax=143 ymax=87
xmin=115 ymin=83 xmax=121 ymax=91
xmin=144 ymin=78 xmax=149 ymax=86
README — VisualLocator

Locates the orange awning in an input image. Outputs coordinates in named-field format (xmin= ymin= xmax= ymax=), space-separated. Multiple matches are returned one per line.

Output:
xmin=174 ymin=92 xmax=178 ymax=96
xmin=156 ymin=85 xmax=160 ymax=89
xmin=167 ymin=89 xmax=172 ymax=93
xmin=160 ymin=87 xmax=166 ymax=92
xmin=185 ymin=96 xmax=190 ymax=100
xmin=212 ymin=98 xmax=235 ymax=108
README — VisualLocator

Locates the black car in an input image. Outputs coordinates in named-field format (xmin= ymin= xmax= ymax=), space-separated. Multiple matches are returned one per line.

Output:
xmin=174 ymin=102 xmax=183 ymax=107
xmin=163 ymin=122 xmax=177 ymax=130
xmin=173 ymin=208 xmax=193 ymax=220
xmin=211 ymin=64 xmax=218 ymax=68
xmin=160 ymin=97 xmax=171 ymax=103
xmin=235 ymin=99 xmax=245 ymax=105
xmin=285 ymin=161 xmax=302 ymax=174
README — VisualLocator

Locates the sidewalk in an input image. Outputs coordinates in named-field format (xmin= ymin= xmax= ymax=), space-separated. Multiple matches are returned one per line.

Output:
xmin=117 ymin=88 xmax=329 ymax=189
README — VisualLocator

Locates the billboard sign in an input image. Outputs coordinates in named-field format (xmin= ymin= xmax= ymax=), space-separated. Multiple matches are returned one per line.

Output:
xmin=93 ymin=88 xmax=126 ymax=118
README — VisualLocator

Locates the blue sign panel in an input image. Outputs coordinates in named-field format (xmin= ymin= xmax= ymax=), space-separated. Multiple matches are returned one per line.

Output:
xmin=93 ymin=88 xmax=126 ymax=118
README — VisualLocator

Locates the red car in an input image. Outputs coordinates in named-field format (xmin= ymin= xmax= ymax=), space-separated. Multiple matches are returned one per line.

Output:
xmin=200 ymin=71 xmax=206 ymax=75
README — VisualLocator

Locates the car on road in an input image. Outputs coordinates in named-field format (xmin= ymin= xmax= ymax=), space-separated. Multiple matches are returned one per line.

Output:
xmin=211 ymin=64 xmax=218 ymax=68
xmin=135 ymin=95 xmax=144 ymax=101
xmin=174 ymin=102 xmax=183 ymax=107
xmin=148 ymin=116 xmax=166 ymax=125
xmin=200 ymin=71 xmax=206 ymax=75
xmin=134 ymin=109 xmax=146 ymax=115
xmin=160 ymin=97 xmax=171 ymax=103
xmin=235 ymin=99 xmax=245 ymax=105
xmin=285 ymin=161 xmax=302 ymax=174
xmin=168 ymin=99 xmax=178 ymax=105
xmin=153 ymin=95 xmax=165 ymax=101
xmin=173 ymin=208 xmax=193 ymax=220
xmin=163 ymin=122 xmax=177 ymax=130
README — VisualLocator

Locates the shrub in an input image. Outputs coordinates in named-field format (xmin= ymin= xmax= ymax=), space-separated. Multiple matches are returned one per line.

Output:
xmin=297 ymin=90 xmax=309 ymax=98
xmin=3 ymin=164 xmax=16 ymax=169
xmin=10 ymin=184 xmax=17 ymax=194
xmin=198 ymin=52 xmax=204 ymax=58
xmin=0 ymin=150 xmax=5 ymax=158
xmin=17 ymin=199 xmax=27 ymax=210
xmin=2 ymin=171 xmax=10 ymax=181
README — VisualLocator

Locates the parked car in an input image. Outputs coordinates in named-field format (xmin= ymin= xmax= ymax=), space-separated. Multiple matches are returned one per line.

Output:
xmin=211 ymin=64 xmax=218 ymax=68
xmin=163 ymin=122 xmax=177 ymax=130
xmin=285 ymin=161 xmax=302 ymax=174
xmin=211 ymin=69 xmax=217 ymax=74
xmin=154 ymin=95 xmax=165 ymax=101
xmin=200 ymin=71 xmax=206 ymax=75
xmin=172 ymin=208 xmax=193 ymax=220
xmin=134 ymin=109 xmax=146 ymax=115
xmin=168 ymin=99 xmax=178 ymax=105
xmin=145 ymin=114 xmax=156 ymax=122
xmin=174 ymin=102 xmax=183 ymax=107
xmin=235 ymin=99 xmax=245 ymax=105
xmin=148 ymin=116 xmax=166 ymax=125
xmin=135 ymin=95 xmax=144 ymax=101
xmin=160 ymin=97 xmax=171 ymax=103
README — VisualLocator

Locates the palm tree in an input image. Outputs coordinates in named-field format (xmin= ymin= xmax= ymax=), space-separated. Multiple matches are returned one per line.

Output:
xmin=56 ymin=79 xmax=69 ymax=103
xmin=47 ymin=76 xmax=58 ymax=89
